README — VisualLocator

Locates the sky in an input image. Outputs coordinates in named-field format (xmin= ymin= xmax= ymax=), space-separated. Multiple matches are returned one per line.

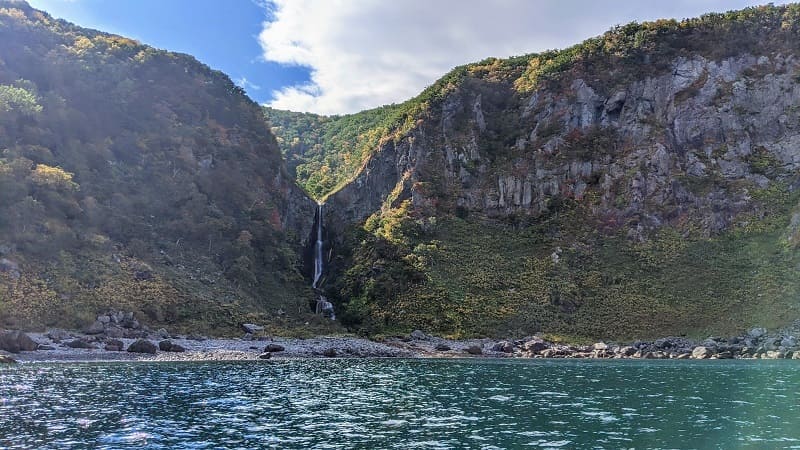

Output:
xmin=28 ymin=0 xmax=787 ymax=115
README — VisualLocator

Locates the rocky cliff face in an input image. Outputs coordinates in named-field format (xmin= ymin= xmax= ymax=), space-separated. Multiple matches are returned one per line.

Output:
xmin=322 ymin=7 xmax=800 ymax=339
xmin=330 ymin=53 xmax=800 ymax=240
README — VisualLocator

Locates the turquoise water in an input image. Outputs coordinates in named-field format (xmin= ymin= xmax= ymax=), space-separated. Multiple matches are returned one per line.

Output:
xmin=1 ymin=359 xmax=799 ymax=449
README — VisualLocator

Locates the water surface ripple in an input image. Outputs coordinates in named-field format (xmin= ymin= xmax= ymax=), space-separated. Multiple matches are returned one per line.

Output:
xmin=1 ymin=359 xmax=799 ymax=449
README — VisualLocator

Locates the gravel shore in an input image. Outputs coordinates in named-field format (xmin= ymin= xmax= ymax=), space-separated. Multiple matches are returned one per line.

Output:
xmin=4 ymin=321 xmax=800 ymax=363
xmin=2 ymin=332 xmax=506 ymax=363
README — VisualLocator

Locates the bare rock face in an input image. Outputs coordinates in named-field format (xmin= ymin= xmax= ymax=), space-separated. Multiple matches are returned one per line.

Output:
xmin=329 ymin=53 xmax=800 ymax=240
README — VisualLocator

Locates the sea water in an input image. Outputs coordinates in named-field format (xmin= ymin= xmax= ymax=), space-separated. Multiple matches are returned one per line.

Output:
xmin=1 ymin=358 xmax=799 ymax=449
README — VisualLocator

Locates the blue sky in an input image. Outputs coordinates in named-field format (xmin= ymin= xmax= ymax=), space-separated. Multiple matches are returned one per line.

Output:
xmin=28 ymin=0 xmax=787 ymax=115
xmin=28 ymin=0 xmax=311 ymax=105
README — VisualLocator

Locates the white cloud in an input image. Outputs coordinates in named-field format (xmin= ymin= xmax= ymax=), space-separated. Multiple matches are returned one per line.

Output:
xmin=259 ymin=0 xmax=786 ymax=114
xmin=235 ymin=76 xmax=261 ymax=91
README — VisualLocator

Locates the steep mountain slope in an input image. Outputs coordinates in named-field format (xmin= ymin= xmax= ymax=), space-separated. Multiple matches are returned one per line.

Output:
xmin=264 ymin=104 xmax=407 ymax=200
xmin=0 ymin=1 xmax=322 ymax=334
xmin=308 ymin=4 xmax=800 ymax=339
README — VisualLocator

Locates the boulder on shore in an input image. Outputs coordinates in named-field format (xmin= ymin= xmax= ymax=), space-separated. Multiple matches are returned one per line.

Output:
xmin=0 ymin=354 xmax=17 ymax=364
xmin=0 ymin=331 xmax=39 ymax=353
xmin=692 ymin=346 xmax=712 ymax=359
xmin=104 ymin=339 xmax=124 ymax=352
xmin=492 ymin=341 xmax=515 ymax=353
xmin=322 ymin=348 xmax=337 ymax=357
xmin=84 ymin=320 xmax=105 ymax=335
xmin=65 ymin=338 xmax=95 ymax=349
xmin=523 ymin=340 xmax=548 ymax=353
xmin=410 ymin=330 xmax=429 ymax=340
xmin=465 ymin=345 xmax=483 ymax=355
xmin=264 ymin=343 xmax=285 ymax=353
xmin=127 ymin=339 xmax=157 ymax=354
xmin=435 ymin=343 xmax=452 ymax=351
xmin=158 ymin=340 xmax=186 ymax=352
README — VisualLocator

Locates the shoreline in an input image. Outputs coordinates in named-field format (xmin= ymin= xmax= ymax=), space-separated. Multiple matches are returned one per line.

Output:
xmin=3 ymin=324 xmax=800 ymax=364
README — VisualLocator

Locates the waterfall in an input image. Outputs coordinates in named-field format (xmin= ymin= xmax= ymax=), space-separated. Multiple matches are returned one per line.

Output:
xmin=312 ymin=203 xmax=324 ymax=289
xmin=311 ymin=203 xmax=335 ymax=320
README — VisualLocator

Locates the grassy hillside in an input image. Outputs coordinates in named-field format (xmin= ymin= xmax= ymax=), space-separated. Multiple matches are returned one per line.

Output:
xmin=332 ymin=187 xmax=800 ymax=340
xmin=0 ymin=1 xmax=328 ymax=334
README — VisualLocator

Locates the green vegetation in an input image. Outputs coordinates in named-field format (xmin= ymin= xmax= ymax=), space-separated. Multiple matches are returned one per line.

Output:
xmin=265 ymin=105 xmax=405 ymax=200
xmin=0 ymin=81 xmax=42 ymax=114
xmin=0 ymin=1 xmax=328 ymax=333
xmin=331 ymin=188 xmax=800 ymax=340
xmin=5 ymin=0 xmax=800 ymax=341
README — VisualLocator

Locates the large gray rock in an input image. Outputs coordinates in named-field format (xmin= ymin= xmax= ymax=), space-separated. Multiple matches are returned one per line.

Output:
xmin=85 ymin=320 xmax=105 ymax=335
xmin=104 ymin=326 xmax=125 ymax=338
xmin=127 ymin=339 xmax=157 ymax=354
xmin=158 ymin=340 xmax=185 ymax=352
xmin=748 ymin=327 xmax=767 ymax=339
xmin=0 ymin=331 xmax=39 ymax=353
xmin=716 ymin=351 xmax=734 ymax=359
xmin=692 ymin=346 xmax=712 ymax=359
xmin=264 ymin=344 xmax=285 ymax=353
xmin=491 ymin=341 xmax=514 ymax=353
xmin=410 ymin=330 xmax=428 ymax=340
xmin=65 ymin=339 xmax=95 ymax=349
xmin=524 ymin=340 xmax=549 ymax=353
xmin=465 ymin=345 xmax=483 ymax=355
xmin=46 ymin=329 xmax=71 ymax=342
xmin=104 ymin=339 xmax=124 ymax=351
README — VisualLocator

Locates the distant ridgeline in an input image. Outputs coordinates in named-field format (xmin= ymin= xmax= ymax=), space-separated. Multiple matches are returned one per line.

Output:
xmin=0 ymin=1 xmax=325 ymax=335
xmin=273 ymin=4 xmax=800 ymax=340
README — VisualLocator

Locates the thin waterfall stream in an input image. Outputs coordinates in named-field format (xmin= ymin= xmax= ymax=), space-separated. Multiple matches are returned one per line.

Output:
xmin=312 ymin=203 xmax=324 ymax=289
xmin=312 ymin=203 xmax=335 ymax=319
